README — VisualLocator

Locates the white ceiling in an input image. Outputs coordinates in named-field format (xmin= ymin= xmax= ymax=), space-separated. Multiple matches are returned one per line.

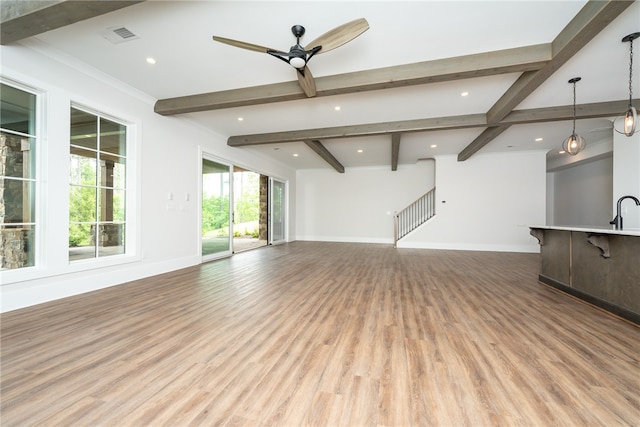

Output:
xmin=21 ymin=0 xmax=640 ymax=171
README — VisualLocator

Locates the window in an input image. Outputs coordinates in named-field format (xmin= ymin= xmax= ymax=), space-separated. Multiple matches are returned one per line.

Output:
xmin=0 ymin=82 xmax=38 ymax=270
xmin=69 ymin=106 xmax=127 ymax=261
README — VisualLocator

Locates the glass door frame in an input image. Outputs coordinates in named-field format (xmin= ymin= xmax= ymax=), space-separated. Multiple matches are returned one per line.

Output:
xmin=200 ymin=152 xmax=233 ymax=261
xmin=269 ymin=178 xmax=287 ymax=245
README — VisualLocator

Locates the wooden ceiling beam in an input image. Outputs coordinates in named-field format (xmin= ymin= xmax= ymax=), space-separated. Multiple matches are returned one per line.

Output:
xmin=457 ymin=126 xmax=512 ymax=162
xmin=501 ymin=99 xmax=636 ymax=124
xmin=487 ymin=0 xmax=634 ymax=125
xmin=458 ymin=0 xmax=634 ymax=160
xmin=0 ymin=0 xmax=144 ymax=45
xmin=304 ymin=140 xmax=345 ymax=173
xmin=227 ymin=99 xmax=631 ymax=148
xmin=391 ymin=133 xmax=401 ymax=172
xmin=228 ymin=114 xmax=487 ymax=146
xmin=460 ymin=99 xmax=635 ymax=163
xmin=154 ymin=44 xmax=551 ymax=115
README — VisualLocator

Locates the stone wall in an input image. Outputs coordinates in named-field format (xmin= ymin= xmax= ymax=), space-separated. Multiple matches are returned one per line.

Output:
xmin=90 ymin=224 xmax=124 ymax=247
xmin=1 ymin=133 xmax=26 ymax=224
xmin=0 ymin=227 xmax=32 ymax=269
xmin=259 ymin=175 xmax=268 ymax=240
xmin=1 ymin=133 xmax=33 ymax=269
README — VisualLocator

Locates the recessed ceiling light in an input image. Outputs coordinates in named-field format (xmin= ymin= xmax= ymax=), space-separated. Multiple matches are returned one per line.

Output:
xmin=293 ymin=153 xmax=299 ymax=157
xmin=535 ymin=137 xmax=543 ymax=142
xmin=559 ymin=150 xmax=566 ymax=154
xmin=357 ymin=149 xmax=363 ymax=153
xmin=334 ymin=106 xmax=341 ymax=111
xmin=430 ymin=144 xmax=437 ymax=148
xmin=461 ymin=91 xmax=469 ymax=97
xmin=237 ymin=117 xmax=244 ymax=121
xmin=146 ymin=57 xmax=156 ymax=64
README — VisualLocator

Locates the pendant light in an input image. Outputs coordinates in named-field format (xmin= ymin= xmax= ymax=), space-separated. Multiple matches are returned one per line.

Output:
xmin=616 ymin=32 xmax=639 ymax=137
xmin=562 ymin=77 xmax=586 ymax=155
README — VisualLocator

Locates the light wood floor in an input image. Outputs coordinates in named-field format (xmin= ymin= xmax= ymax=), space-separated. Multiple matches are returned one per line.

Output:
xmin=1 ymin=242 xmax=639 ymax=426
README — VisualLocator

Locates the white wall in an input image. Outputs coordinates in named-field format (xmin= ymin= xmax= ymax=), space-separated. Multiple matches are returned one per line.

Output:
xmin=550 ymin=156 xmax=613 ymax=227
xmin=545 ymin=129 xmax=640 ymax=230
xmin=296 ymin=152 xmax=546 ymax=252
xmin=399 ymin=152 xmax=547 ymax=252
xmin=296 ymin=160 xmax=435 ymax=243
xmin=613 ymin=128 xmax=640 ymax=229
xmin=0 ymin=42 xmax=296 ymax=312
xmin=546 ymin=172 xmax=555 ymax=225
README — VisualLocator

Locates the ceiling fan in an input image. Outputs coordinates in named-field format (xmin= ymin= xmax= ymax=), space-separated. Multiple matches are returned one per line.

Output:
xmin=212 ymin=18 xmax=369 ymax=98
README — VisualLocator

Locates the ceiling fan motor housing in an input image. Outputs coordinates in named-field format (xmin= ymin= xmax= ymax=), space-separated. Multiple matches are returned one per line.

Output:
xmin=288 ymin=45 xmax=307 ymax=68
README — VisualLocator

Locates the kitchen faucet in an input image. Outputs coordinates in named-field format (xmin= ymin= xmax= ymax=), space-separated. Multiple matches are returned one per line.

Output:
xmin=610 ymin=195 xmax=640 ymax=230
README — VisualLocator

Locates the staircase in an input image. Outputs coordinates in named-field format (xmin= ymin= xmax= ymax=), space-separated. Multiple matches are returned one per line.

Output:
xmin=393 ymin=187 xmax=436 ymax=248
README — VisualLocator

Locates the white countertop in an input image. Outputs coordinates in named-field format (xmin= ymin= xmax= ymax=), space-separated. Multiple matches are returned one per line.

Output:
xmin=529 ymin=225 xmax=640 ymax=237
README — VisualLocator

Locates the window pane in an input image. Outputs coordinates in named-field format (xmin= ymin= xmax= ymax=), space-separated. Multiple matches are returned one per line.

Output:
xmin=100 ymin=153 xmax=126 ymax=189
xmin=1 ymin=178 xmax=35 ymax=223
xmin=100 ymin=189 xmax=125 ymax=222
xmin=70 ymin=106 xmax=128 ymax=262
xmin=0 ymin=225 xmax=34 ymax=269
xmin=69 ymin=186 xmax=96 ymax=222
xmin=70 ymin=148 xmax=97 ymax=186
xmin=70 ymin=108 xmax=97 ymax=150
xmin=1 ymin=133 xmax=36 ymax=179
xmin=113 ymin=157 xmax=126 ymax=190
xmin=0 ymin=83 xmax=36 ymax=135
xmin=100 ymin=117 xmax=126 ymax=156
xmin=202 ymin=159 xmax=231 ymax=256
xmin=1 ymin=83 xmax=37 ymax=271
xmin=98 ymin=223 xmax=124 ymax=257
xmin=69 ymin=223 xmax=95 ymax=261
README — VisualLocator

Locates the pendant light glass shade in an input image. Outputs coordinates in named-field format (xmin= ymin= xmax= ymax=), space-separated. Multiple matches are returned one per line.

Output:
xmin=624 ymin=106 xmax=637 ymax=136
xmin=617 ymin=32 xmax=639 ymax=137
xmin=563 ymin=77 xmax=586 ymax=156
xmin=562 ymin=133 xmax=587 ymax=155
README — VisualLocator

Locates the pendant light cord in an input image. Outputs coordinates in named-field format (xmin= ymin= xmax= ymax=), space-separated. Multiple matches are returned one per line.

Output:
xmin=572 ymin=80 xmax=577 ymax=135
xmin=629 ymin=37 xmax=634 ymax=107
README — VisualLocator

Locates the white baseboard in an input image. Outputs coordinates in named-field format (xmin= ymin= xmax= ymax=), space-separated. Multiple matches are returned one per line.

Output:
xmin=396 ymin=241 xmax=540 ymax=253
xmin=296 ymin=236 xmax=394 ymax=244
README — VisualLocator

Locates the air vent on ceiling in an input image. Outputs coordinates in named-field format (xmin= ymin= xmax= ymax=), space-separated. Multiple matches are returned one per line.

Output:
xmin=101 ymin=26 xmax=140 ymax=44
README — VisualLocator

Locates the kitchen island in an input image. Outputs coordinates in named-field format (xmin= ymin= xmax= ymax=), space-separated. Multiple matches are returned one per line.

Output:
xmin=529 ymin=225 xmax=640 ymax=324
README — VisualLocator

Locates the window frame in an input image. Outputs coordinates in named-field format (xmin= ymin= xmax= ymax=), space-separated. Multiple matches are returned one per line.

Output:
xmin=0 ymin=88 xmax=141 ymax=286
xmin=68 ymin=103 xmax=137 ymax=266
xmin=0 ymin=77 xmax=44 ymax=276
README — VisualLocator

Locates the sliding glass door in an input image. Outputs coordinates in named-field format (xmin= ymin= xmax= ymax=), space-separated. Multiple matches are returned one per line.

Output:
xmin=269 ymin=178 xmax=286 ymax=244
xmin=201 ymin=157 xmax=232 ymax=260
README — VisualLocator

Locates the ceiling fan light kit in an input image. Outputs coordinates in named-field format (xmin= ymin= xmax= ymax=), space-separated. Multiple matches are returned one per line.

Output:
xmin=288 ymin=56 xmax=306 ymax=69
xmin=212 ymin=18 xmax=369 ymax=97
xmin=562 ymin=77 xmax=587 ymax=156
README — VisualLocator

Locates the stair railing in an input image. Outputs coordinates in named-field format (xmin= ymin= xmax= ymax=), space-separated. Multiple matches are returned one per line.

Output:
xmin=393 ymin=187 xmax=436 ymax=247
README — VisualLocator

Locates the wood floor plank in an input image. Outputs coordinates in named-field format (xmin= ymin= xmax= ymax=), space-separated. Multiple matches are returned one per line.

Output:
xmin=1 ymin=242 xmax=639 ymax=426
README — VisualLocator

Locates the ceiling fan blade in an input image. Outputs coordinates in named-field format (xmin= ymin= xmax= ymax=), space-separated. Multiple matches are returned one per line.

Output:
xmin=304 ymin=18 xmax=369 ymax=54
xmin=212 ymin=35 xmax=275 ymax=53
xmin=297 ymin=66 xmax=316 ymax=97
